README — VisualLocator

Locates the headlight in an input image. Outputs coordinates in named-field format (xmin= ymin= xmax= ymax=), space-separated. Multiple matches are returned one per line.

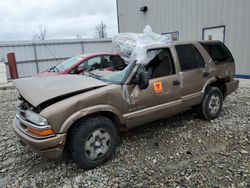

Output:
xmin=26 ymin=110 xmax=48 ymax=126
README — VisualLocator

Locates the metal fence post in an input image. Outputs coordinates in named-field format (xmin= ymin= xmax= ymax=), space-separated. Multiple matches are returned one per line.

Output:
xmin=81 ymin=40 xmax=85 ymax=54
xmin=7 ymin=52 xmax=18 ymax=79
xmin=32 ymin=43 xmax=39 ymax=73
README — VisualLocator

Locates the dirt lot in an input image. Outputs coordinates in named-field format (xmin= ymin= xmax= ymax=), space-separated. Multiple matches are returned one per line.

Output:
xmin=0 ymin=88 xmax=249 ymax=187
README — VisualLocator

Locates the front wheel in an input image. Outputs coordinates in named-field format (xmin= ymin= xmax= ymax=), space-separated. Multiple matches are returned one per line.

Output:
xmin=201 ymin=86 xmax=223 ymax=120
xmin=70 ymin=116 xmax=118 ymax=169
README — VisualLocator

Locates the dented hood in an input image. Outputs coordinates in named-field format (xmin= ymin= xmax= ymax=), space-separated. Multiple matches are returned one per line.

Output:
xmin=14 ymin=75 xmax=108 ymax=107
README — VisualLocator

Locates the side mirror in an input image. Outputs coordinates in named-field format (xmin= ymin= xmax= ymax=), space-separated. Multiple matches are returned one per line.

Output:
xmin=139 ymin=71 xmax=149 ymax=89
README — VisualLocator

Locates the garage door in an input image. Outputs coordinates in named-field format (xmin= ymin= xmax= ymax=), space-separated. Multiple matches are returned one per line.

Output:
xmin=203 ymin=26 xmax=225 ymax=43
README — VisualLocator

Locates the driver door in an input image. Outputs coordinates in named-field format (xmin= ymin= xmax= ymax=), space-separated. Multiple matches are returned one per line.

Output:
xmin=122 ymin=48 xmax=182 ymax=129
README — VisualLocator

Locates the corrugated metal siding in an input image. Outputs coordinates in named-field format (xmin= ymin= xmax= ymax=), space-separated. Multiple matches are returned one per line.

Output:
xmin=84 ymin=41 xmax=116 ymax=53
xmin=35 ymin=43 xmax=83 ymax=60
xmin=17 ymin=62 xmax=37 ymax=77
xmin=117 ymin=0 xmax=250 ymax=75
xmin=38 ymin=60 xmax=60 ymax=73
xmin=0 ymin=39 xmax=115 ymax=78
xmin=0 ymin=45 xmax=35 ymax=62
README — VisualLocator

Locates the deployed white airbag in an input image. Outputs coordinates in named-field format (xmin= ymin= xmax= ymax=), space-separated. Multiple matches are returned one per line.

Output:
xmin=112 ymin=25 xmax=170 ymax=65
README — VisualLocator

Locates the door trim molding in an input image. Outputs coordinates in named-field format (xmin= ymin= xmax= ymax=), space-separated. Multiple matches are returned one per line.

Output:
xmin=181 ymin=91 xmax=203 ymax=101
xmin=123 ymin=99 xmax=182 ymax=120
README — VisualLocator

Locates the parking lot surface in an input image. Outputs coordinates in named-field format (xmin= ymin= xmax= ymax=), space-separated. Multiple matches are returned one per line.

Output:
xmin=0 ymin=88 xmax=249 ymax=187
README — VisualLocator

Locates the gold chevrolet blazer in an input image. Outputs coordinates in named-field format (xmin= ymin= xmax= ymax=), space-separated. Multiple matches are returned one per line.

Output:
xmin=13 ymin=41 xmax=239 ymax=169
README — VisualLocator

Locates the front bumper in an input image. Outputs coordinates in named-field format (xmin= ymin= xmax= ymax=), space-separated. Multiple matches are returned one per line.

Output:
xmin=13 ymin=116 xmax=66 ymax=159
xmin=226 ymin=79 xmax=239 ymax=96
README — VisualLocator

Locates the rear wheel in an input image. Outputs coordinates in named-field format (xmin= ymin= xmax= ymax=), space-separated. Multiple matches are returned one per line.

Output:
xmin=70 ymin=116 xmax=118 ymax=169
xmin=201 ymin=86 xmax=223 ymax=120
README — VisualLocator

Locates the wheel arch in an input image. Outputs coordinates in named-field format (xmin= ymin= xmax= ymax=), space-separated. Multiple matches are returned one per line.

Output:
xmin=59 ymin=105 xmax=125 ymax=133
xmin=202 ymin=77 xmax=227 ymax=98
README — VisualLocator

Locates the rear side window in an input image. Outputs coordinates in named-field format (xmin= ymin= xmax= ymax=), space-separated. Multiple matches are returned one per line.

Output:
xmin=200 ymin=42 xmax=233 ymax=63
xmin=175 ymin=44 xmax=205 ymax=71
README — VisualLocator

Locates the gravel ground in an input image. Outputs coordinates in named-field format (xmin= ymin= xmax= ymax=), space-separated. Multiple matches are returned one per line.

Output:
xmin=0 ymin=88 xmax=249 ymax=187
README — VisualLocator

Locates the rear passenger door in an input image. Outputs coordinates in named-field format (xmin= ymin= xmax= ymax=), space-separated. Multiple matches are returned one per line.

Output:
xmin=175 ymin=44 xmax=208 ymax=105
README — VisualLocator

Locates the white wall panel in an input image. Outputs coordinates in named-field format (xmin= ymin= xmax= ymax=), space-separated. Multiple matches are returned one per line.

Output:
xmin=117 ymin=0 xmax=250 ymax=75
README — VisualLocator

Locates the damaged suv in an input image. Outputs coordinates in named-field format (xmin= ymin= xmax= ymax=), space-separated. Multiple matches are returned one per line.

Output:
xmin=13 ymin=40 xmax=239 ymax=169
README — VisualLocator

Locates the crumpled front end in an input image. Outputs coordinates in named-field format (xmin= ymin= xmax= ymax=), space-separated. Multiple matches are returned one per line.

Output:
xmin=13 ymin=96 xmax=66 ymax=158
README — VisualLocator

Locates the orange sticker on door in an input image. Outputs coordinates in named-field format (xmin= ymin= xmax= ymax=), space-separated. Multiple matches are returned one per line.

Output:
xmin=153 ymin=81 xmax=163 ymax=93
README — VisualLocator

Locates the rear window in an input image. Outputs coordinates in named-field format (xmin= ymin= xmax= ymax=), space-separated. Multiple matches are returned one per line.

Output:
xmin=200 ymin=42 xmax=233 ymax=63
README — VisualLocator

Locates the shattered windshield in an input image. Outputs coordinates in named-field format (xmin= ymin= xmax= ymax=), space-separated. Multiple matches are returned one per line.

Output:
xmin=48 ymin=56 xmax=84 ymax=73
xmin=84 ymin=61 xmax=134 ymax=84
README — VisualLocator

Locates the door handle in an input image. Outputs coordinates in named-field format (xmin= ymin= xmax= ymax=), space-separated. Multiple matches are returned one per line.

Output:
xmin=203 ymin=72 xmax=209 ymax=77
xmin=173 ymin=80 xmax=180 ymax=86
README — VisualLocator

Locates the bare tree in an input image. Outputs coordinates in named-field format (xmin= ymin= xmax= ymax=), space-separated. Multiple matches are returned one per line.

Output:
xmin=33 ymin=25 xmax=48 ymax=40
xmin=95 ymin=21 xmax=108 ymax=38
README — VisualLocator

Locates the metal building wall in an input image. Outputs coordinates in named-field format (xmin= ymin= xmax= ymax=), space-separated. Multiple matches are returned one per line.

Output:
xmin=0 ymin=39 xmax=115 ymax=78
xmin=117 ymin=0 xmax=250 ymax=76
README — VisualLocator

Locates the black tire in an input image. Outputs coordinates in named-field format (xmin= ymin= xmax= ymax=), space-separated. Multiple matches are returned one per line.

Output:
xmin=69 ymin=115 xmax=118 ymax=169
xmin=201 ymin=86 xmax=223 ymax=120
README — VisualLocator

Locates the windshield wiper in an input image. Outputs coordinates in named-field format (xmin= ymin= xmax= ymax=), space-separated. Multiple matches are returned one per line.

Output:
xmin=47 ymin=66 xmax=54 ymax=72
xmin=85 ymin=72 xmax=102 ymax=80
xmin=48 ymin=66 xmax=60 ymax=72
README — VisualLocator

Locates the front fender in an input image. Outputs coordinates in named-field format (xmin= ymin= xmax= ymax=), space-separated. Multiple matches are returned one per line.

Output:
xmin=59 ymin=104 xmax=124 ymax=133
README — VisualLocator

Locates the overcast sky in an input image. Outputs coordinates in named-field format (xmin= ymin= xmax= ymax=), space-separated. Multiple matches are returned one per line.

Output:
xmin=0 ymin=0 xmax=118 ymax=41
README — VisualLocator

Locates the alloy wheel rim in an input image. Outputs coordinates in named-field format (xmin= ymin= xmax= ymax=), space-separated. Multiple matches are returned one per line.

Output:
xmin=84 ymin=128 xmax=111 ymax=160
xmin=208 ymin=94 xmax=220 ymax=114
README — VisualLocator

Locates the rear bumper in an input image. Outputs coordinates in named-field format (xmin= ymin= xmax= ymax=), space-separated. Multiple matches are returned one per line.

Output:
xmin=13 ymin=117 xmax=66 ymax=159
xmin=226 ymin=79 xmax=239 ymax=96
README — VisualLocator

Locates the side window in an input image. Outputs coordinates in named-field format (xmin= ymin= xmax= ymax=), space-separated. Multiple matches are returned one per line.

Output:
xmin=100 ymin=55 xmax=125 ymax=69
xmin=77 ymin=61 xmax=86 ymax=68
xmin=110 ymin=56 xmax=125 ymax=66
xmin=146 ymin=48 xmax=175 ymax=79
xmin=70 ymin=56 xmax=102 ymax=74
xmin=110 ymin=55 xmax=126 ymax=70
xmin=86 ymin=56 xmax=101 ymax=67
xmin=200 ymin=42 xmax=232 ymax=63
xmin=194 ymin=47 xmax=205 ymax=67
xmin=100 ymin=56 xmax=111 ymax=68
xmin=175 ymin=44 xmax=205 ymax=71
